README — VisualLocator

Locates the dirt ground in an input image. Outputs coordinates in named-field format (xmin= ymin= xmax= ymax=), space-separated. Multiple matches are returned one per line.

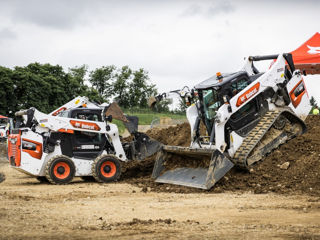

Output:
xmin=1 ymin=160 xmax=319 ymax=240
xmin=0 ymin=116 xmax=320 ymax=239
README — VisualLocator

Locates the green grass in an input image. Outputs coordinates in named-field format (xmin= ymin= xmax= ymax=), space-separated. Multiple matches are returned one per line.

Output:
xmin=112 ymin=110 xmax=186 ymax=134
xmin=112 ymin=119 xmax=126 ymax=134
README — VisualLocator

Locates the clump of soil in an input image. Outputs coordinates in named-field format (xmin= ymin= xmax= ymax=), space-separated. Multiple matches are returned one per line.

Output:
xmin=122 ymin=115 xmax=320 ymax=195
xmin=146 ymin=123 xmax=191 ymax=147
xmin=163 ymin=154 xmax=211 ymax=170
xmin=121 ymin=156 xmax=155 ymax=179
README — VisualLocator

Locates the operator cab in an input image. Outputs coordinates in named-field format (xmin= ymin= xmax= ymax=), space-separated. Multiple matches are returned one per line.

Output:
xmin=58 ymin=108 xmax=103 ymax=121
xmin=195 ymin=71 xmax=267 ymax=142
xmin=195 ymin=71 xmax=253 ymax=132
xmin=54 ymin=108 xmax=110 ymax=160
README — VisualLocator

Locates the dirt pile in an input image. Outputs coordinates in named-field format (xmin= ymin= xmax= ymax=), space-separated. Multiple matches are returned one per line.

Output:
xmin=122 ymin=115 xmax=320 ymax=195
xmin=146 ymin=123 xmax=191 ymax=147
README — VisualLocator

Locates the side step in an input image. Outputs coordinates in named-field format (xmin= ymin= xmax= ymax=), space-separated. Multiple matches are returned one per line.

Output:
xmin=151 ymin=146 xmax=234 ymax=190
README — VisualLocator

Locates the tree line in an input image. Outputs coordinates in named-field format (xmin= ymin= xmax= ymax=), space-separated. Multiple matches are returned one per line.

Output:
xmin=0 ymin=63 xmax=170 ymax=116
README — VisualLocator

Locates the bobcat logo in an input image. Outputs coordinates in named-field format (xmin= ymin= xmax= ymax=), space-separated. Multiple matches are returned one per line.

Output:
xmin=307 ymin=45 xmax=320 ymax=54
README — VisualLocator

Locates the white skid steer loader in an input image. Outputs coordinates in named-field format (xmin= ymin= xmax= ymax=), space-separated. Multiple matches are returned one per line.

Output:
xmin=7 ymin=97 xmax=160 ymax=184
xmin=150 ymin=53 xmax=311 ymax=189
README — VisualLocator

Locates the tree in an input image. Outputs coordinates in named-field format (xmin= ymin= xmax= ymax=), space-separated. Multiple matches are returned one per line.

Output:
xmin=128 ymin=68 xmax=157 ymax=108
xmin=68 ymin=65 xmax=89 ymax=96
xmin=81 ymin=86 xmax=105 ymax=104
xmin=0 ymin=66 xmax=15 ymax=116
xmin=175 ymin=97 xmax=188 ymax=114
xmin=13 ymin=64 xmax=52 ymax=113
xmin=153 ymin=98 xmax=171 ymax=113
xmin=10 ymin=63 xmax=89 ymax=114
xmin=0 ymin=62 xmax=164 ymax=115
xmin=89 ymin=65 xmax=115 ymax=101
xmin=68 ymin=65 xmax=88 ymax=85
xmin=112 ymin=66 xmax=132 ymax=107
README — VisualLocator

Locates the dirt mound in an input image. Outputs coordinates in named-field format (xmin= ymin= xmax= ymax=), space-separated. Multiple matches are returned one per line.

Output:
xmin=122 ymin=115 xmax=320 ymax=195
xmin=146 ymin=123 xmax=191 ymax=147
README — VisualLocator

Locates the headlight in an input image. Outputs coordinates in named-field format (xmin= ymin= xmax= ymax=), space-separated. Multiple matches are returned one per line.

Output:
xmin=22 ymin=140 xmax=36 ymax=150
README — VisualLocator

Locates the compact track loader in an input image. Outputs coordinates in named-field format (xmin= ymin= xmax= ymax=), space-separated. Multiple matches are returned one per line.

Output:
xmin=150 ymin=53 xmax=311 ymax=189
xmin=7 ymin=97 xmax=160 ymax=184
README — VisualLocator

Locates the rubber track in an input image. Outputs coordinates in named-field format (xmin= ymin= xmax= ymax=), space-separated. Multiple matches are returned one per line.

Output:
xmin=233 ymin=110 xmax=283 ymax=169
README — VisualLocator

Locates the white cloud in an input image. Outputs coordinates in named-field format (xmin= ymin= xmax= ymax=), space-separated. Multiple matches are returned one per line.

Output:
xmin=0 ymin=0 xmax=319 ymax=103
xmin=0 ymin=28 xmax=16 ymax=42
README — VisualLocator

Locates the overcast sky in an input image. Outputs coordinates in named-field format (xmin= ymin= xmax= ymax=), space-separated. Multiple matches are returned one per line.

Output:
xmin=0 ymin=0 xmax=319 ymax=103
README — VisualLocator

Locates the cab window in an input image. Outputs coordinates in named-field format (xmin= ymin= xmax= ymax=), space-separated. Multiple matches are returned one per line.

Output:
xmin=75 ymin=113 xmax=100 ymax=121
xmin=202 ymin=89 xmax=221 ymax=120
xmin=58 ymin=111 xmax=69 ymax=118
xmin=231 ymin=78 xmax=250 ymax=96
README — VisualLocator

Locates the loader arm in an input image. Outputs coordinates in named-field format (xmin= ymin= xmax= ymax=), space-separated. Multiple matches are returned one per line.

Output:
xmin=148 ymin=86 xmax=193 ymax=108
xmin=49 ymin=96 xmax=99 ymax=116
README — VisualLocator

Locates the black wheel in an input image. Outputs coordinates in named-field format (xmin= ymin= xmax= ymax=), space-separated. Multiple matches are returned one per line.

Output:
xmin=273 ymin=115 xmax=287 ymax=130
xmin=80 ymin=176 xmax=96 ymax=182
xmin=92 ymin=155 xmax=121 ymax=183
xmin=45 ymin=155 xmax=75 ymax=184
xmin=36 ymin=176 xmax=49 ymax=183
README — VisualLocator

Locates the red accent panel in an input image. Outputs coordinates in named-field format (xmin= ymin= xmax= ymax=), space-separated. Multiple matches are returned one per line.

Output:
xmin=22 ymin=138 xmax=43 ymax=160
xmin=290 ymin=80 xmax=306 ymax=108
xmin=69 ymin=120 xmax=101 ymax=131
xmin=58 ymin=129 xmax=74 ymax=134
xmin=236 ymin=82 xmax=260 ymax=107
xmin=52 ymin=107 xmax=67 ymax=116
xmin=8 ymin=134 xmax=21 ymax=166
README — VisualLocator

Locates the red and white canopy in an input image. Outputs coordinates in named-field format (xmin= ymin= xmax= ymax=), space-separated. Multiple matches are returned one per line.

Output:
xmin=0 ymin=115 xmax=8 ymax=119
xmin=291 ymin=32 xmax=320 ymax=74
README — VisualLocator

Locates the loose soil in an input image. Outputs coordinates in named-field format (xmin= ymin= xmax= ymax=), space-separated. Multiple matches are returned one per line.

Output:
xmin=146 ymin=122 xmax=191 ymax=147
xmin=121 ymin=116 xmax=320 ymax=195
xmin=0 ymin=116 xmax=319 ymax=239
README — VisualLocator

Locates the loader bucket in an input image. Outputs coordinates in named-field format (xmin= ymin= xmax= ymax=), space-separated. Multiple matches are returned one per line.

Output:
xmin=151 ymin=146 xmax=234 ymax=190
xmin=104 ymin=102 xmax=129 ymax=122
xmin=132 ymin=132 xmax=162 ymax=160
xmin=148 ymin=96 xmax=157 ymax=108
